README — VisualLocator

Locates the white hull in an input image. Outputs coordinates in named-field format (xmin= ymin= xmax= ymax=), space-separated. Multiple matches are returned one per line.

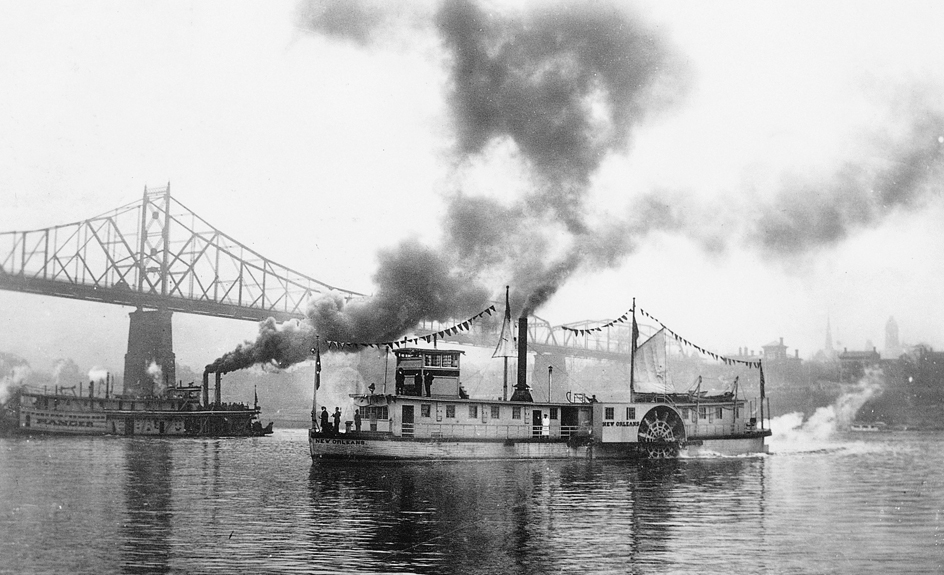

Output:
xmin=309 ymin=430 xmax=769 ymax=460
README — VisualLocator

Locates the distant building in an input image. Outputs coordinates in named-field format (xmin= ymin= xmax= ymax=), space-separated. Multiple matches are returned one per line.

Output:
xmin=762 ymin=337 xmax=801 ymax=363
xmin=838 ymin=347 xmax=881 ymax=383
xmin=885 ymin=316 xmax=902 ymax=359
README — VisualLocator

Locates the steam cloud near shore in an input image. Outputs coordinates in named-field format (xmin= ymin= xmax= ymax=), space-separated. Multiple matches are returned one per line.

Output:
xmin=210 ymin=0 xmax=944 ymax=374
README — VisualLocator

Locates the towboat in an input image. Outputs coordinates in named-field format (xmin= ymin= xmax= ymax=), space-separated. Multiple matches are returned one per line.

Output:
xmin=12 ymin=370 xmax=272 ymax=437
xmin=310 ymin=306 xmax=771 ymax=460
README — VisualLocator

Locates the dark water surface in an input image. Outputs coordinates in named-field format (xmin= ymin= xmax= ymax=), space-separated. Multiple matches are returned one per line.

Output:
xmin=1 ymin=426 xmax=941 ymax=574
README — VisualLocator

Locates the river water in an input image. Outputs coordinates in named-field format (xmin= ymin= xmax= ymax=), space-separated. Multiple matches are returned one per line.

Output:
xmin=1 ymin=417 xmax=942 ymax=574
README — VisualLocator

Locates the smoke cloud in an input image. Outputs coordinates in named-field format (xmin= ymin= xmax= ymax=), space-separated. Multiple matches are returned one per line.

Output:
xmin=770 ymin=369 xmax=885 ymax=452
xmin=0 ymin=355 xmax=31 ymax=405
xmin=207 ymin=0 xmax=686 ymax=373
xmin=435 ymin=0 xmax=686 ymax=227
xmin=752 ymin=110 xmax=944 ymax=256
xmin=207 ymin=240 xmax=491 ymax=373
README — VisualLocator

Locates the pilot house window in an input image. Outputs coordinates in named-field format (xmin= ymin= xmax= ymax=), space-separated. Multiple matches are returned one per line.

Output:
xmin=469 ymin=405 xmax=478 ymax=418
xmin=446 ymin=405 xmax=456 ymax=418
xmin=605 ymin=407 xmax=615 ymax=420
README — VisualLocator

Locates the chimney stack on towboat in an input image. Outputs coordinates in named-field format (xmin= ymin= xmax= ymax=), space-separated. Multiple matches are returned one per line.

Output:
xmin=202 ymin=370 xmax=210 ymax=407
xmin=511 ymin=313 xmax=534 ymax=402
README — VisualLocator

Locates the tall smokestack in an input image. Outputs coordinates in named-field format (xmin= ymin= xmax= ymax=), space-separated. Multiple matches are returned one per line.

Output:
xmin=202 ymin=370 xmax=210 ymax=407
xmin=511 ymin=314 xmax=533 ymax=402
xmin=214 ymin=372 xmax=222 ymax=407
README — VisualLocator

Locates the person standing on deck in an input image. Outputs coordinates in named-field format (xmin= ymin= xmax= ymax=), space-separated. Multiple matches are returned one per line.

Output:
xmin=354 ymin=409 xmax=362 ymax=433
xmin=320 ymin=406 xmax=329 ymax=433
xmin=333 ymin=407 xmax=342 ymax=433
xmin=395 ymin=368 xmax=405 ymax=395
xmin=424 ymin=371 xmax=434 ymax=397
xmin=413 ymin=372 xmax=422 ymax=396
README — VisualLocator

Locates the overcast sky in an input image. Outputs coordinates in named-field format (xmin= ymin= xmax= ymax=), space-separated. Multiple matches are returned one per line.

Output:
xmin=2 ymin=1 xmax=944 ymax=375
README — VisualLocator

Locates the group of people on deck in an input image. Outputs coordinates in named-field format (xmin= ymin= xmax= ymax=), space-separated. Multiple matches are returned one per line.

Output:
xmin=318 ymin=406 xmax=363 ymax=435
xmin=395 ymin=368 xmax=434 ymax=397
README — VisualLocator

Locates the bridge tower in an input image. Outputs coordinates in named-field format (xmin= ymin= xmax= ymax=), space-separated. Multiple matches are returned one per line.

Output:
xmin=123 ymin=308 xmax=176 ymax=397
xmin=123 ymin=185 xmax=176 ymax=397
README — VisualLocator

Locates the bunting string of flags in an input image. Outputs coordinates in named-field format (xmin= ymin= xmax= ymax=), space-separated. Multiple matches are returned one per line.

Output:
xmin=560 ymin=306 xmax=633 ymax=336
xmin=562 ymin=304 xmax=761 ymax=369
xmin=324 ymin=305 xmax=496 ymax=351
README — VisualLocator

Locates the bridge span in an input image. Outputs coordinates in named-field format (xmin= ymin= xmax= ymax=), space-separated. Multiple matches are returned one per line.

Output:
xmin=1 ymin=185 xmax=635 ymax=394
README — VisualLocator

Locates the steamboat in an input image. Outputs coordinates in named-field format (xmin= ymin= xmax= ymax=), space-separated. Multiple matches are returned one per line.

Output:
xmin=309 ymin=305 xmax=771 ymax=460
xmin=10 ymin=370 xmax=272 ymax=437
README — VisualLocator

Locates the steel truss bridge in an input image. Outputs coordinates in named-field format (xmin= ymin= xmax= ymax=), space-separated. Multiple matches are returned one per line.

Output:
xmin=0 ymin=184 xmax=362 ymax=322
xmin=0 ymin=184 xmax=635 ymax=392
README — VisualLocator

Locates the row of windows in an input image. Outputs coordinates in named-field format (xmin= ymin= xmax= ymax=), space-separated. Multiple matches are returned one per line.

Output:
xmin=603 ymin=405 xmax=734 ymax=422
xmin=604 ymin=407 xmax=637 ymax=420
xmin=424 ymin=354 xmax=459 ymax=367
xmin=680 ymin=407 xmax=726 ymax=421
xmin=416 ymin=404 xmax=561 ymax=420
xmin=362 ymin=406 xmax=389 ymax=420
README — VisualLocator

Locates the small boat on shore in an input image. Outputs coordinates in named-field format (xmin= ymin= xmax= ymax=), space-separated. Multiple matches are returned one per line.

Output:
xmin=10 ymin=370 xmax=272 ymax=437
xmin=849 ymin=422 xmax=887 ymax=432
xmin=309 ymin=300 xmax=771 ymax=460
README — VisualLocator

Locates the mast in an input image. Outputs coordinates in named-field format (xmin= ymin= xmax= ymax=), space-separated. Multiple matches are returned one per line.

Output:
xmin=504 ymin=287 xmax=510 ymax=401
xmin=494 ymin=286 xmax=515 ymax=401
xmin=311 ymin=336 xmax=321 ymax=430
xmin=759 ymin=360 xmax=766 ymax=430
xmin=629 ymin=297 xmax=638 ymax=403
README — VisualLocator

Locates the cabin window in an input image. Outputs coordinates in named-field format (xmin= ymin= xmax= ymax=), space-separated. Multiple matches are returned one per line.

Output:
xmin=491 ymin=405 xmax=500 ymax=419
xmin=734 ymin=406 xmax=739 ymax=419
xmin=446 ymin=405 xmax=456 ymax=418
xmin=550 ymin=407 xmax=558 ymax=420
xmin=421 ymin=404 xmax=431 ymax=418
xmin=426 ymin=354 xmax=441 ymax=367
xmin=365 ymin=406 xmax=388 ymax=420
xmin=512 ymin=406 xmax=521 ymax=420
xmin=716 ymin=407 xmax=724 ymax=419
xmin=605 ymin=407 xmax=615 ymax=420
xmin=682 ymin=408 xmax=690 ymax=421
xmin=626 ymin=407 xmax=636 ymax=420
xmin=469 ymin=405 xmax=478 ymax=418
xmin=441 ymin=354 xmax=456 ymax=368
xmin=699 ymin=407 xmax=707 ymax=420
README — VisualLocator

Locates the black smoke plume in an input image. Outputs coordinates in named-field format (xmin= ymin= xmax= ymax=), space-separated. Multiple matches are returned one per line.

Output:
xmin=207 ymin=240 xmax=490 ymax=374
xmin=205 ymin=0 xmax=688 ymax=373
xmin=752 ymin=109 xmax=944 ymax=256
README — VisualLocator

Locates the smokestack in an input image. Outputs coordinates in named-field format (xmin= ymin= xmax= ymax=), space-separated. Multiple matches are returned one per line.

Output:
xmin=202 ymin=370 xmax=210 ymax=407
xmin=89 ymin=381 xmax=94 ymax=398
xmin=511 ymin=314 xmax=533 ymax=402
xmin=215 ymin=372 xmax=222 ymax=407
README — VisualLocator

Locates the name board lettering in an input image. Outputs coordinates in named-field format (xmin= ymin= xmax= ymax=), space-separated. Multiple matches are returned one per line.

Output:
xmin=313 ymin=438 xmax=366 ymax=446
xmin=35 ymin=418 xmax=95 ymax=428
xmin=602 ymin=421 xmax=639 ymax=427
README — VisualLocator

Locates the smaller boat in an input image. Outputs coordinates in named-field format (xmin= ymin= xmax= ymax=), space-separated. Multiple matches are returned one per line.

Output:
xmin=12 ymin=369 xmax=272 ymax=437
xmin=848 ymin=422 xmax=887 ymax=432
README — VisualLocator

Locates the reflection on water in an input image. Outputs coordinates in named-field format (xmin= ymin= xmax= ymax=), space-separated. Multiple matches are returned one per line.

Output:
xmin=0 ymin=430 xmax=941 ymax=574
xmin=305 ymin=457 xmax=766 ymax=574
xmin=121 ymin=440 xmax=173 ymax=574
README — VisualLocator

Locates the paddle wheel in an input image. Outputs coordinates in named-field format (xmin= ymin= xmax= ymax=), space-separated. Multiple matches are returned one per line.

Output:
xmin=637 ymin=405 xmax=686 ymax=458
